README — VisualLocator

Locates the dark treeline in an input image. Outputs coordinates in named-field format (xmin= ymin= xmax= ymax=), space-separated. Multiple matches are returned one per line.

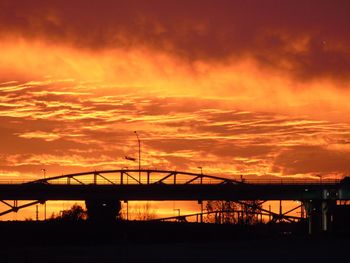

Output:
xmin=0 ymin=220 xmax=306 ymax=247
xmin=1 ymin=220 xmax=350 ymax=263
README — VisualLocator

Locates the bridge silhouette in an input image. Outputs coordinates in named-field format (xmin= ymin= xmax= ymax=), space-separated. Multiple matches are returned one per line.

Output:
xmin=0 ymin=169 xmax=349 ymax=234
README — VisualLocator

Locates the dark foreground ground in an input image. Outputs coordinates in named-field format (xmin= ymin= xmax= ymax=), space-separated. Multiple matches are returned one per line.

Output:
xmin=0 ymin=221 xmax=349 ymax=263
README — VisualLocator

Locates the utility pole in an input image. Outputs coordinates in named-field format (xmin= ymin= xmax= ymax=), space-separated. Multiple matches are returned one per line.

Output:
xmin=134 ymin=131 xmax=141 ymax=183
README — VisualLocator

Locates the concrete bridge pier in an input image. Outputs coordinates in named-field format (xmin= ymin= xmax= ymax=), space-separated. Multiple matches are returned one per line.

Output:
xmin=85 ymin=199 xmax=121 ymax=221
xmin=305 ymin=200 xmax=336 ymax=234
xmin=305 ymin=200 xmax=321 ymax=235
xmin=321 ymin=200 xmax=336 ymax=233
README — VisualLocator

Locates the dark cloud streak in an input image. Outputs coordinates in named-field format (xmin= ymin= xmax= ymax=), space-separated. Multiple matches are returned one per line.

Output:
xmin=1 ymin=0 xmax=350 ymax=80
xmin=273 ymin=145 xmax=350 ymax=175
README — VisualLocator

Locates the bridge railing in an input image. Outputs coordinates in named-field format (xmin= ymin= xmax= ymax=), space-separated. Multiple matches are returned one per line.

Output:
xmin=0 ymin=169 xmax=341 ymax=185
xmin=0 ymin=178 xmax=34 ymax=184
xmin=244 ymin=178 xmax=340 ymax=185
xmin=0 ymin=178 xmax=341 ymax=185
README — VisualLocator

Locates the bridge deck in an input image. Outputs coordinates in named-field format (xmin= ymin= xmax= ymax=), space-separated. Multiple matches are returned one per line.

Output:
xmin=0 ymin=183 xmax=344 ymax=201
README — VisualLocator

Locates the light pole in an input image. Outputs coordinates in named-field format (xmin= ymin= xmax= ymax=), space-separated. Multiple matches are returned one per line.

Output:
xmin=134 ymin=131 xmax=141 ymax=183
xmin=197 ymin=167 xmax=203 ymax=223
xmin=36 ymin=205 xmax=39 ymax=221
xmin=41 ymin=169 xmax=46 ymax=220
xmin=122 ymin=167 xmax=129 ymax=220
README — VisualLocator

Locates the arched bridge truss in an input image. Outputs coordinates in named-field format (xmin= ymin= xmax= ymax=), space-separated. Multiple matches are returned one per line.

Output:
xmin=0 ymin=169 xmax=241 ymax=217
xmin=0 ymin=169 xmax=311 ymax=222
xmin=28 ymin=169 xmax=244 ymax=185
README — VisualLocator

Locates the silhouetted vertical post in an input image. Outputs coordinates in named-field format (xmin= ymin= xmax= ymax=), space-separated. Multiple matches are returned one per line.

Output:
xmin=134 ymin=131 xmax=141 ymax=183
xmin=36 ymin=205 xmax=39 ymax=221
xmin=198 ymin=166 xmax=203 ymax=222
xmin=301 ymin=203 xmax=304 ymax=218
xmin=41 ymin=169 xmax=46 ymax=220
xmin=279 ymin=200 xmax=282 ymax=222
xmin=201 ymin=202 xmax=203 ymax=223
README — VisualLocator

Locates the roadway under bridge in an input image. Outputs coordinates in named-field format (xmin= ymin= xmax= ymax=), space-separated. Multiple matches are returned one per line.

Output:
xmin=0 ymin=169 xmax=349 ymax=234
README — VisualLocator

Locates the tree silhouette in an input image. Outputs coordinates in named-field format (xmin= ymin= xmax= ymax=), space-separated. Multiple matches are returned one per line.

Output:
xmin=206 ymin=200 xmax=262 ymax=224
xmin=134 ymin=202 xmax=157 ymax=220
xmin=50 ymin=204 xmax=87 ymax=221
xmin=206 ymin=200 xmax=239 ymax=224
xmin=121 ymin=202 xmax=157 ymax=220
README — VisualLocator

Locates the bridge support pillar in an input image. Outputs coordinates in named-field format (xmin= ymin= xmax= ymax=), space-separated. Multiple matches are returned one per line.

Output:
xmin=321 ymin=200 xmax=335 ymax=232
xmin=85 ymin=199 xmax=121 ymax=221
xmin=305 ymin=200 xmax=335 ymax=234
xmin=305 ymin=200 xmax=321 ymax=235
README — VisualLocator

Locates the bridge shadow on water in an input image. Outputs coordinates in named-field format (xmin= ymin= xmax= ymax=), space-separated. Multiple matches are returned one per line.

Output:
xmin=0 ymin=221 xmax=350 ymax=263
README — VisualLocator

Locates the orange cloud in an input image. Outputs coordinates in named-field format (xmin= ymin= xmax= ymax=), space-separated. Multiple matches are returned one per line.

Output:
xmin=1 ymin=0 xmax=350 ymax=220
xmin=1 ymin=45 xmax=350 ymax=180
xmin=1 ymin=37 xmax=350 ymax=122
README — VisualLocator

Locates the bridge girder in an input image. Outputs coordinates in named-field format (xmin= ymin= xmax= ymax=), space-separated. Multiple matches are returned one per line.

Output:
xmin=0 ymin=169 xmax=346 ymax=222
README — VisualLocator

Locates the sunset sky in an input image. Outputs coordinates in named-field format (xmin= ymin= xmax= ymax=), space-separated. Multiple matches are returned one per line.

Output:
xmin=1 ymin=1 xmax=350 ymax=219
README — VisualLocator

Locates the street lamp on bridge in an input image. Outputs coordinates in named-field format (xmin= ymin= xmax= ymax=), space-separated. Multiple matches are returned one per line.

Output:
xmin=41 ymin=168 xmax=46 ymax=220
xmin=197 ymin=167 xmax=204 ymax=223
xmin=134 ymin=131 xmax=141 ymax=183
